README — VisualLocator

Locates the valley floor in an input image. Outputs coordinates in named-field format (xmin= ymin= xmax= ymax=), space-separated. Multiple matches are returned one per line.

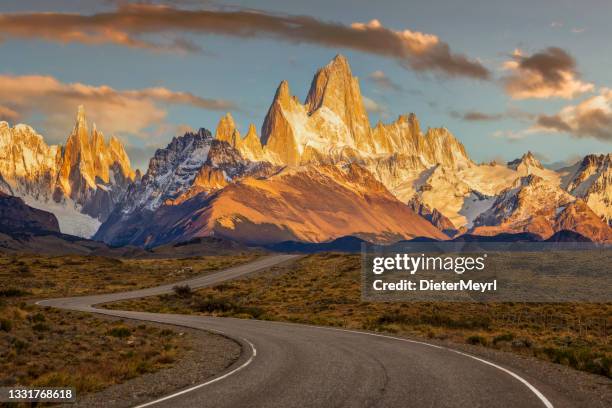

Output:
xmin=106 ymin=253 xmax=611 ymax=379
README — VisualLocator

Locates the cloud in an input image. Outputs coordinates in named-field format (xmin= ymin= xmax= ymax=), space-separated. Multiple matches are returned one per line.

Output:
xmin=501 ymin=47 xmax=593 ymax=99
xmin=534 ymin=88 xmax=612 ymax=141
xmin=535 ymin=114 xmax=572 ymax=132
xmin=0 ymin=105 xmax=19 ymax=122
xmin=449 ymin=108 xmax=533 ymax=122
xmin=0 ymin=74 xmax=234 ymax=143
xmin=0 ymin=4 xmax=489 ymax=79
xmin=367 ymin=70 xmax=402 ymax=91
xmin=362 ymin=96 xmax=388 ymax=117
xmin=451 ymin=110 xmax=504 ymax=121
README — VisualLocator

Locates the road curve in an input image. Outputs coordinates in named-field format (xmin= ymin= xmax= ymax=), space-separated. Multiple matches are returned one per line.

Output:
xmin=37 ymin=254 xmax=562 ymax=408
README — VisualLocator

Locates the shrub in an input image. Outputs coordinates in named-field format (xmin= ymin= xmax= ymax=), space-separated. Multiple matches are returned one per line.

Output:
xmin=32 ymin=322 xmax=50 ymax=332
xmin=107 ymin=326 xmax=131 ymax=338
xmin=0 ymin=289 xmax=30 ymax=297
xmin=240 ymin=306 xmax=265 ymax=319
xmin=466 ymin=335 xmax=488 ymax=346
xmin=172 ymin=284 xmax=193 ymax=298
xmin=11 ymin=338 xmax=28 ymax=352
xmin=18 ymin=264 xmax=31 ymax=274
xmin=492 ymin=333 xmax=514 ymax=345
xmin=194 ymin=296 xmax=237 ymax=313
xmin=31 ymin=313 xmax=46 ymax=323
xmin=0 ymin=318 xmax=12 ymax=332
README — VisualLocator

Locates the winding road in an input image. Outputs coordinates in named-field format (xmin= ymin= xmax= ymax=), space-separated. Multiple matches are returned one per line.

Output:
xmin=37 ymin=254 xmax=572 ymax=408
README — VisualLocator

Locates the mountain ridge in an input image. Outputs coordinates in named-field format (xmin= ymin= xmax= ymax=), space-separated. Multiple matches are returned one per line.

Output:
xmin=1 ymin=55 xmax=610 ymax=245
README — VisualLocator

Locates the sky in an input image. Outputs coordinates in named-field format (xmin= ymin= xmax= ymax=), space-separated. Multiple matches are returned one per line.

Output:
xmin=0 ymin=0 xmax=611 ymax=171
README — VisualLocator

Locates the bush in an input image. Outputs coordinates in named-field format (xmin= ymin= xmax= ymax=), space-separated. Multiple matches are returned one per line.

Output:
xmin=32 ymin=322 xmax=50 ymax=332
xmin=0 ymin=288 xmax=30 ymax=297
xmin=172 ymin=285 xmax=193 ymax=298
xmin=466 ymin=335 xmax=488 ymax=346
xmin=18 ymin=265 xmax=31 ymax=275
xmin=107 ymin=326 xmax=131 ymax=338
xmin=492 ymin=333 xmax=514 ymax=345
xmin=194 ymin=296 xmax=237 ymax=313
xmin=0 ymin=318 xmax=12 ymax=332
xmin=31 ymin=313 xmax=46 ymax=323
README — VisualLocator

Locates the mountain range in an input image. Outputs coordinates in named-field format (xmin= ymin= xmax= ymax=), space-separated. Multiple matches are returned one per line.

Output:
xmin=1 ymin=55 xmax=610 ymax=246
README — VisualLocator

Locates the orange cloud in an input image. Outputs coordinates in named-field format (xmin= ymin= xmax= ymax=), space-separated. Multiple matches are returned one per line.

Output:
xmin=0 ymin=4 xmax=489 ymax=79
xmin=535 ymin=88 xmax=612 ymax=141
xmin=502 ymin=47 xmax=593 ymax=99
xmin=0 ymin=105 xmax=19 ymax=122
xmin=0 ymin=74 xmax=234 ymax=142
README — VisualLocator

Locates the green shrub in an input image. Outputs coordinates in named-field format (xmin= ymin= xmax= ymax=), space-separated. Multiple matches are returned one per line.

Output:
xmin=107 ymin=326 xmax=131 ymax=338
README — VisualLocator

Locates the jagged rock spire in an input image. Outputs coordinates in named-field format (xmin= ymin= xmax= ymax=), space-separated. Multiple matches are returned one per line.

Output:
xmin=239 ymin=123 xmax=264 ymax=161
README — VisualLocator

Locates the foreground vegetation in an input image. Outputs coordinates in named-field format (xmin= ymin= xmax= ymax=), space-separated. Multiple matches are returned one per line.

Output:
xmin=108 ymin=253 xmax=612 ymax=378
xmin=0 ymin=302 xmax=187 ymax=394
xmin=0 ymin=252 xmax=259 ymax=401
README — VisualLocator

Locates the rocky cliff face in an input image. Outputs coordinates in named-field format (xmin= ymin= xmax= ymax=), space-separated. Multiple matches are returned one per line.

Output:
xmin=0 ymin=106 xmax=135 ymax=237
xmin=560 ymin=154 xmax=611 ymax=225
xmin=259 ymin=54 xmax=472 ymax=173
xmin=0 ymin=122 xmax=61 ymax=200
xmin=54 ymin=106 xmax=135 ymax=220
xmin=0 ymin=191 xmax=60 ymax=235
xmin=407 ymin=196 xmax=458 ymax=237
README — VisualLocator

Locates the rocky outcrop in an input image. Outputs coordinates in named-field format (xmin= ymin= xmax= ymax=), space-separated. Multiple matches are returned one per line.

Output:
xmin=215 ymin=112 xmax=242 ymax=149
xmin=240 ymin=124 xmax=265 ymax=161
xmin=0 ymin=191 xmax=60 ymax=235
xmin=507 ymin=151 xmax=543 ymax=173
xmin=407 ymin=197 xmax=458 ymax=237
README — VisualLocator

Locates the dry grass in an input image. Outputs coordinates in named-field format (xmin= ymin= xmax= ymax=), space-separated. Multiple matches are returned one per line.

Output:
xmin=0 ymin=251 xmax=261 ymax=402
xmin=0 ymin=301 xmax=187 ymax=394
xmin=108 ymin=253 xmax=612 ymax=378
xmin=0 ymin=252 xmax=262 ymax=299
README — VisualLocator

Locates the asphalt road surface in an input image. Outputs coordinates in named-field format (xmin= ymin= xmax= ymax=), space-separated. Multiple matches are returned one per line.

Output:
xmin=38 ymin=254 xmax=567 ymax=408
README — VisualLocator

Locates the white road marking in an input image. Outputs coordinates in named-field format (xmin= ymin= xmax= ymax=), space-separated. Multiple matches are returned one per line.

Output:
xmin=132 ymin=338 xmax=257 ymax=408
xmin=319 ymin=326 xmax=554 ymax=408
